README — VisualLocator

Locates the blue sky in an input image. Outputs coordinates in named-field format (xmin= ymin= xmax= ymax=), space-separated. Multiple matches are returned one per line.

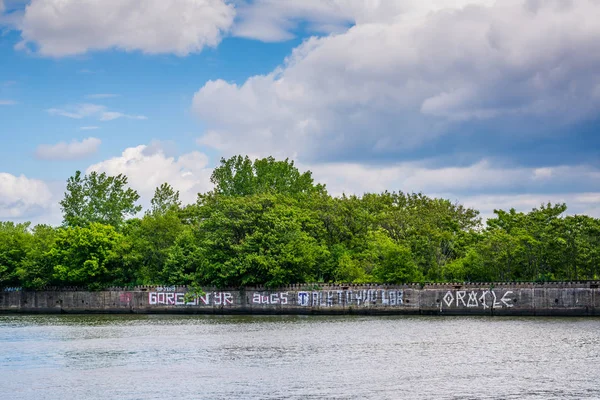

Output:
xmin=1 ymin=0 xmax=599 ymax=225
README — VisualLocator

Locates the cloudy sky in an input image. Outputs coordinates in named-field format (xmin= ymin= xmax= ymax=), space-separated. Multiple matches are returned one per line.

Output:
xmin=1 ymin=0 xmax=599 ymax=225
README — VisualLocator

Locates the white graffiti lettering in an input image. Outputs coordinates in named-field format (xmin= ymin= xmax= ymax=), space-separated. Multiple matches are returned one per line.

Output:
xmin=296 ymin=290 xmax=404 ymax=307
xmin=155 ymin=286 xmax=176 ymax=292
xmin=149 ymin=292 xmax=233 ymax=306
xmin=501 ymin=291 xmax=514 ymax=307
xmin=441 ymin=290 xmax=514 ymax=310
xmin=252 ymin=292 xmax=289 ymax=305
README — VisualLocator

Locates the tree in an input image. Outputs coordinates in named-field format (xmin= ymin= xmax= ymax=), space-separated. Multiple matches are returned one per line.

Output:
xmin=3 ymin=156 xmax=600 ymax=289
xmin=193 ymin=193 xmax=328 ymax=287
xmin=162 ymin=227 xmax=206 ymax=285
xmin=374 ymin=192 xmax=481 ymax=280
xmin=51 ymin=223 xmax=125 ymax=288
xmin=149 ymin=183 xmax=181 ymax=215
xmin=210 ymin=155 xmax=325 ymax=197
xmin=60 ymin=170 xmax=141 ymax=228
xmin=127 ymin=210 xmax=185 ymax=284
xmin=0 ymin=222 xmax=31 ymax=287
xmin=368 ymin=231 xmax=421 ymax=284
xmin=16 ymin=224 xmax=57 ymax=289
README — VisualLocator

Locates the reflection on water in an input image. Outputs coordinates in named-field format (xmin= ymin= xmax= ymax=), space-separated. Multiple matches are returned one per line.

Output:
xmin=1 ymin=314 xmax=599 ymax=399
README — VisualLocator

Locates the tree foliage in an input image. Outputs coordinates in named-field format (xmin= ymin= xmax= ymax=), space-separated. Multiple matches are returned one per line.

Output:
xmin=149 ymin=183 xmax=181 ymax=216
xmin=210 ymin=155 xmax=325 ymax=197
xmin=2 ymin=155 xmax=599 ymax=289
xmin=61 ymin=170 xmax=141 ymax=228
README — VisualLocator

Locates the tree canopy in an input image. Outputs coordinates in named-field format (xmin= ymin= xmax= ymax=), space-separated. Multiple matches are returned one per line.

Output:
xmin=60 ymin=170 xmax=141 ymax=228
xmin=2 ymin=155 xmax=599 ymax=290
xmin=210 ymin=155 xmax=325 ymax=197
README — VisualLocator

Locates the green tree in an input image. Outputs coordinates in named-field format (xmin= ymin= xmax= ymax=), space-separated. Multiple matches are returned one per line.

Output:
xmin=550 ymin=214 xmax=600 ymax=280
xmin=161 ymin=226 xmax=206 ymax=285
xmin=3 ymin=156 xmax=600 ymax=289
xmin=127 ymin=210 xmax=185 ymax=284
xmin=16 ymin=224 xmax=57 ymax=289
xmin=60 ymin=170 xmax=141 ymax=228
xmin=149 ymin=183 xmax=181 ymax=216
xmin=443 ymin=248 xmax=487 ymax=282
xmin=368 ymin=230 xmax=421 ymax=284
xmin=51 ymin=223 xmax=125 ymax=288
xmin=372 ymin=192 xmax=480 ymax=280
xmin=194 ymin=193 xmax=328 ymax=287
xmin=0 ymin=222 xmax=31 ymax=287
xmin=210 ymin=155 xmax=325 ymax=197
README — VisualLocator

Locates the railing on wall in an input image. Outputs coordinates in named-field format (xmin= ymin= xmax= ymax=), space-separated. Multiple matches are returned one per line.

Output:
xmin=2 ymin=280 xmax=597 ymax=292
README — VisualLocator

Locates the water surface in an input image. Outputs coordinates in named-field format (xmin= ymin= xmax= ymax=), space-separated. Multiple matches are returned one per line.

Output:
xmin=1 ymin=315 xmax=599 ymax=399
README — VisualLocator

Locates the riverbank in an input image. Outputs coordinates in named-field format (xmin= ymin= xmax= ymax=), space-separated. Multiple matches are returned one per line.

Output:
xmin=1 ymin=282 xmax=599 ymax=316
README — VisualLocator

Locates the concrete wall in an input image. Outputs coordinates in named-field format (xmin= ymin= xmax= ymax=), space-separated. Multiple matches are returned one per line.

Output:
xmin=1 ymin=282 xmax=599 ymax=316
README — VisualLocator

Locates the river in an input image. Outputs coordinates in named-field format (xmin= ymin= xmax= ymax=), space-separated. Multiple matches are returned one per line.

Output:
xmin=1 ymin=315 xmax=599 ymax=399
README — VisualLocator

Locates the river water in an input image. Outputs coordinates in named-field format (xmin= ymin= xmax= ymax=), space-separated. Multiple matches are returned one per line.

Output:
xmin=1 ymin=315 xmax=599 ymax=399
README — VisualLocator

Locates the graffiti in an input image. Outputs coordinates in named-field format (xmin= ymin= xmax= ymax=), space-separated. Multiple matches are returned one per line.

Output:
xmin=3 ymin=287 xmax=22 ymax=292
xmin=148 ymin=289 xmax=403 ymax=307
xmin=119 ymin=292 xmax=132 ymax=303
xmin=441 ymin=290 xmax=514 ymax=310
xmin=146 ymin=289 xmax=512 ymax=310
xmin=149 ymin=292 xmax=233 ymax=306
xmin=297 ymin=289 xmax=404 ymax=307
xmin=252 ymin=292 xmax=289 ymax=305
xmin=155 ymin=286 xmax=176 ymax=292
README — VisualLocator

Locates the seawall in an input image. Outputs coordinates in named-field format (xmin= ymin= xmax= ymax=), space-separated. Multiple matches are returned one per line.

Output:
xmin=1 ymin=282 xmax=599 ymax=316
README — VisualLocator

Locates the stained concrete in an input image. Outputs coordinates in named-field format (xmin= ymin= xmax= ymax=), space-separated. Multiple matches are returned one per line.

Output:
xmin=1 ymin=282 xmax=598 ymax=316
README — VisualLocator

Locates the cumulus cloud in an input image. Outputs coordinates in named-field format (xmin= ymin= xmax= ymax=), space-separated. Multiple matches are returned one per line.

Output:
xmin=85 ymin=143 xmax=600 ymax=219
xmin=47 ymin=103 xmax=146 ymax=121
xmin=86 ymin=144 xmax=213 ymax=205
xmin=301 ymin=159 xmax=600 ymax=220
xmin=6 ymin=144 xmax=598 ymax=223
xmin=233 ymin=0 xmax=495 ymax=41
xmin=304 ymin=160 xmax=600 ymax=198
xmin=0 ymin=172 xmax=54 ymax=219
xmin=35 ymin=137 xmax=101 ymax=160
xmin=194 ymin=0 xmax=600 ymax=164
xmin=17 ymin=0 xmax=235 ymax=57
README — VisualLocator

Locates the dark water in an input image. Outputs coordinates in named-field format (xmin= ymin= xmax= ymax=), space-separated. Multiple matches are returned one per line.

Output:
xmin=1 ymin=315 xmax=599 ymax=399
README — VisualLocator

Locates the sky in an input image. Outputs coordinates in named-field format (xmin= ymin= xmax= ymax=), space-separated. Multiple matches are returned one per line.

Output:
xmin=1 ymin=0 xmax=599 ymax=225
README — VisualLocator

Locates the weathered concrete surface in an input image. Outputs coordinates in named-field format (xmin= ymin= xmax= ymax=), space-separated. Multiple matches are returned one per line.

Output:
xmin=1 ymin=283 xmax=599 ymax=316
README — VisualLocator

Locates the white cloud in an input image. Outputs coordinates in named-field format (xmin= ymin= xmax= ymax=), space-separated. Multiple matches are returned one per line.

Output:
xmin=460 ymin=193 xmax=600 ymax=221
xmin=193 ymin=0 xmax=600 ymax=162
xmin=47 ymin=103 xmax=146 ymax=121
xmin=233 ymin=0 xmax=495 ymax=41
xmin=47 ymin=103 xmax=104 ymax=119
xmin=301 ymin=159 xmax=600 ymax=220
xmin=304 ymin=160 xmax=600 ymax=198
xmin=18 ymin=0 xmax=235 ymax=57
xmin=86 ymin=144 xmax=213 ymax=205
xmin=4 ymin=145 xmax=598 ymax=224
xmin=0 ymin=173 xmax=54 ymax=219
xmin=99 ymin=111 xmax=146 ymax=121
xmin=35 ymin=137 xmax=101 ymax=160
xmin=80 ymin=126 xmax=99 ymax=130
xmin=85 ymin=93 xmax=119 ymax=99
xmin=0 ymin=100 xmax=16 ymax=105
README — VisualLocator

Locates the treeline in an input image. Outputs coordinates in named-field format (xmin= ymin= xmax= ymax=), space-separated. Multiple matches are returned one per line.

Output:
xmin=1 ymin=155 xmax=599 ymax=289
